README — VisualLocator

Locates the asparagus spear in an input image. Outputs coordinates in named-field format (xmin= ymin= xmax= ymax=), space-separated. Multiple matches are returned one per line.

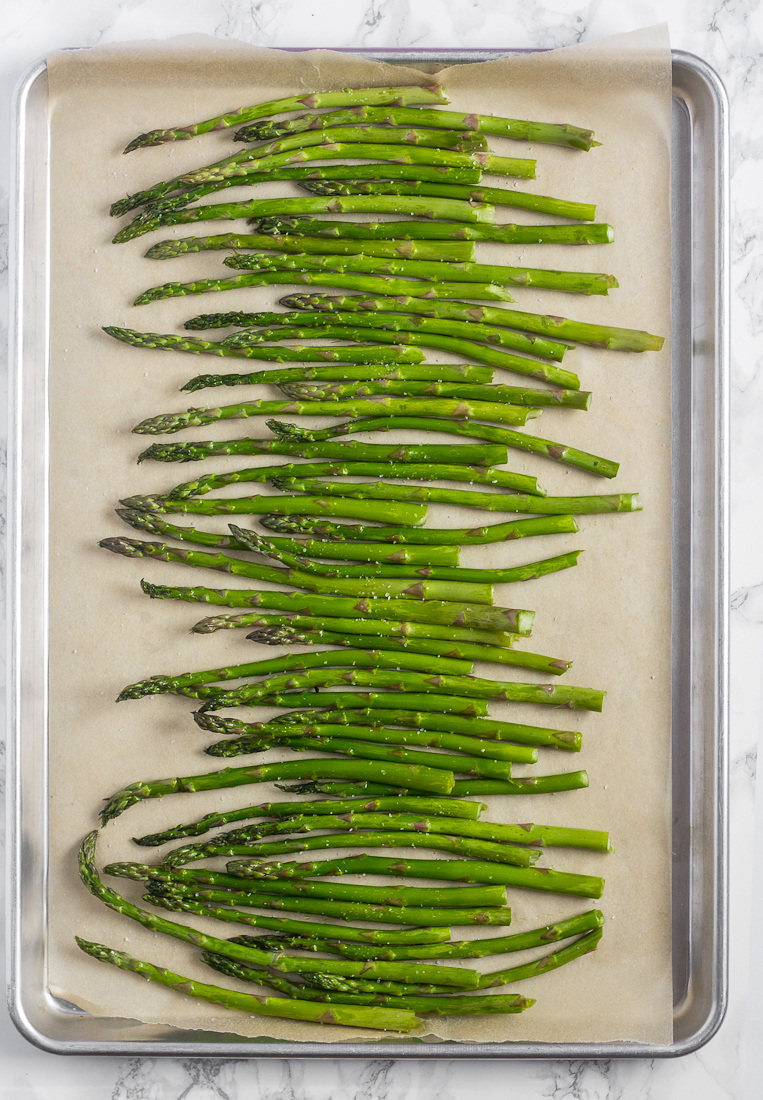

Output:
xmin=277 ymin=380 xmax=586 ymax=407
xmin=117 ymin=492 xmax=430 ymax=525
xmin=245 ymin=625 xmax=571 ymax=677
xmin=478 ymin=928 xmax=603 ymax=989
xmin=255 ymin=214 xmax=602 ymax=242
xmin=182 ymin=364 xmax=505 ymax=392
xmin=147 ymin=232 xmax=478 ymax=263
xmin=184 ymin=307 xmax=569 ymax=361
xmin=234 ymin=104 xmax=597 ymax=151
xmin=100 ymin=537 xmax=495 ymax=606
xmin=136 ymin=438 xmax=505 ymax=466
xmin=234 ymin=857 xmax=603 ymax=902
xmin=131 ymin=795 xmax=484 ymax=846
xmin=104 ymin=326 xmax=426 ymax=364
xmin=115 ymin=509 xmax=462 ymax=565
xmin=76 ymin=938 xmax=421 ymax=1032
xmin=122 ymin=85 xmax=450 ymax=150
xmin=257 ymin=511 xmax=578 ymax=545
xmin=165 ymin=461 xmax=545 ymax=501
xmin=131 ymin=397 xmax=537 ymax=434
xmin=116 ymin=645 xmax=473 ymax=702
xmin=277 ymin=413 xmax=617 ymax=479
xmin=282 ymin=293 xmax=665 ymax=353
xmin=224 ymin=251 xmax=618 ymax=297
xmin=272 ymin=477 xmax=641 ymax=518
xmin=138 ymin=579 xmax=535 ymax=634
xmin=177 ymin=124 xmax=491 ymax=158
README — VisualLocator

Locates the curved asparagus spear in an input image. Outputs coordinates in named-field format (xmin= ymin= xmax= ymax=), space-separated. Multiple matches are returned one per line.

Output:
xmin=100 ymin=537 xmax=494 ymax=606
xmin=136 ymin=438 xmax=504 ymax=466
xmin=234 ymin=104 xmax=597 ymax=151
xmin=224 ymin=251 xmax=617 ymax=297
xmin=138 ymin=579 xmax=535 ymax=634
xmin=122 ymin=85 xmax=449 ymax=150
xmin=146 ymin=231 xmax=478 ymax=263
xmin=234 ymin=857 xmax=603 ymax=901
xmin=104 ymin=326 xmax=425 ymax=364
xmin=282 ymin=293 xmax=665 ymax=353
xmin=131 ymin=795 xmax=484 ymax=846
xmin=76 ymin=938 xmax=421 ymax=1032
xmin=272 ymin=477 xmax=641 ymax=517
xmin=274 ymin=414 xmax=617 ymax=479
xmin=184 ymin=307 xmax=569 ymax=361
xmin=258 ymin=511 xmax=578 ymax=545
xmin=115 ymin=509 xmax=462 ymax=565
xmin=166 ymin=461 xmax=545 ymax=501
xmin=477 ymin=928 xmax=603 ymax=989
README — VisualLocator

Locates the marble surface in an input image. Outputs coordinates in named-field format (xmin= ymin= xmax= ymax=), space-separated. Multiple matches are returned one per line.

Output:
xmin=0 ymin=0 xmax=760 ymax=1096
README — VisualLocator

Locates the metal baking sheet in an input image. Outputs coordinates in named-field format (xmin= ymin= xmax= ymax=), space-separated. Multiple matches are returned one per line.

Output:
xmin=6 ymin=48 xmax=728 ymax=1057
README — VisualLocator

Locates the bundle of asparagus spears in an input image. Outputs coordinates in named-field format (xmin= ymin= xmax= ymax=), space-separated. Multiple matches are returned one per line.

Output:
xmin=78 ymin=80 xmax=664 ymax=1036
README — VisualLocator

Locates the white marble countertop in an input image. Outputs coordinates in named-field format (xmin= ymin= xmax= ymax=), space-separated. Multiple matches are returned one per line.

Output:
xmin=1 ymin=1 xmax=760 ymax=1096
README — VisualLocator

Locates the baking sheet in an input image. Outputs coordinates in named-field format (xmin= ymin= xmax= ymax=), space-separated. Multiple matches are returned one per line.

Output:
xmin=44 ymin=27 xmax=673 ymax=1044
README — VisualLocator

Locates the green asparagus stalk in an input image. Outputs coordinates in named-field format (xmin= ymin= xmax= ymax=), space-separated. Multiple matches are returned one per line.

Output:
xmin=76 ymin=938 xmax=422 ymax=1032
xmin=277 ymin=379 xmax=586 ymax=406
xmin=136 ymin=437 xmax=503 ymax=466
xmin=100 ymin=537 xmax=495 ymax=606
xmin=177 ymin=124 xmax=490 ymax=158
xmin=181 ymin=363 xmax=503 ymax=393
xmin=244 ymin=625 xmax=571 ymax=677
xmin=101 ymin=758 xmax=456 ymax=824
xmin=234 ymin=857 xmax=603 ymax=902
xmin=116 ymin=645 xmax=473 ymax=702
xmin=166 ymin=461 xmax=545 ymax=501
xmin=132 ymin=396 xmax=536 ymax=434
xmin=138 ymin=579 xmax=535 ymax=634
xmin=253 ymin=214 xmax=603 ymax=242
xmin=283 ymin=293 xmax=665 ymax=353
xmin=272 ymin=476 xmax=640 ymax=518
xmin=234 ymin=103 xmax=597 ymax=151
xmin=115 ymin=509 xmax=462 ymax=565
xmin=258 ymin=510 xmax=578 ymax=545
xmin=278 ymin=413 xmax=617 ymax=479
xmin=122 ymin=85 xmax=450 ymax=150
xmin=184 ymin=307 xmax=569 ymax=361
xmin=478 ymin=928 xmax=603 ymax=989
xmin=104 ymin=326 xmax=425 ymax=364
xmin=131 ymin=795 xmax=484 ymax=846
xmin=291 ymin=707 xmax=582 ymax=752
xmin=148 ymin=232 xmax=478 ymax=263
xmin=146 ymin=881 xmax=512 ymax=927
xmin=224 ymin=251 xmax=617 ymax=297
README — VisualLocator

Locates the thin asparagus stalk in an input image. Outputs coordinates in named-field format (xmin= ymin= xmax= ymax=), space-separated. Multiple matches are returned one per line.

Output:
xmin=225 ymin=251 xmax=617 ymax=297
xmin=118 ymin=490 xmax=429 ymax=525
xmin=478 ymin=928 xmax=603 ymax=989
xmin=181 ymin=363 xmax=503 ymax=392
xmin=286 ymin=973 xmax=458 ymax=996
xmin=101 ymin=758 xmax=456 ymax=824
xmin=283 ymin=293 xmax=665 ymax=353
xmin=122 ymin=85 xmax=450 ymax=151
xmin=247 ymin=624 xmax=568 ymax=674
xmin=253 ymin=214 xmax=604 ymax=244
xmin=234 ymin=103 xmax=596 ymax=151
xmin=290 ymin=707 xmax=582 ymax=752
xmin=131 ymin=795 xmax=484 ymax=846
xmin=196 ymin=612 xmax=518 ymax=646
xmin=132 ymin=397 xmax=537 ymax=435
xmin=166 ymin=124 xmax=490 ymax=158
xmin=258 ymin=510 xmax=578 ymax=545
xmin=109 ymin=862 xmax=505 ymax=909
xmin=136 ymin=438 xmax=504 ymax=466
xmin=234 ymin=857 xmax=603 ymax=902
xmin=185 ymin=307 xmax=569 ymax=361
xmin=277 ymin=379 xmax=586 ymax=407
xmin=100 ymin=537 xmax=495 ymax=606
xmin=116 ymin=645 xmax=473 ymax=702
xmin=104 ymin=326 xmax=425 ymax=364
xmin=148 ymin=232 xmax=478 ymax=263
xmin=245 ymin=626 xmax=571 ymax=677
xmin=115 ymin=509 xmax=462 ymax=565
xmin=278 ymin=413 xmax=617 ymax=479
xmin=209 ymin=691 xmax=490 ymax=715
xmin=272 ymin=477 xmax=640 ymax=518
xmin=138 ymin=579 xmax=535 ymax=634
xmin=278 ymin=774 xmax=590 ymax=797
xmin=298 ymin=179 xmax=601 ymax=223
xmin=76 ymin=938 xmax=421 ymax=1032
xmin=77 ymin=832 xmax=472 ymax=986
xmin=146 ymin=881 xmax=512 ymax=927
xmin=166 ymin=461 xmax=545 ymax=501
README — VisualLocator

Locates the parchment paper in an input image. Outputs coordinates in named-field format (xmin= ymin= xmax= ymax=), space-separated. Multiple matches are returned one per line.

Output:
xmin=45 ymin=27 xmax=673 ymax=1045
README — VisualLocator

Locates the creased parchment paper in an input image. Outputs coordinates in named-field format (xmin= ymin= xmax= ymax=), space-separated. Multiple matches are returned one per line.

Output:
xmin=45 ymin=26 xmax=673 ymax=1045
